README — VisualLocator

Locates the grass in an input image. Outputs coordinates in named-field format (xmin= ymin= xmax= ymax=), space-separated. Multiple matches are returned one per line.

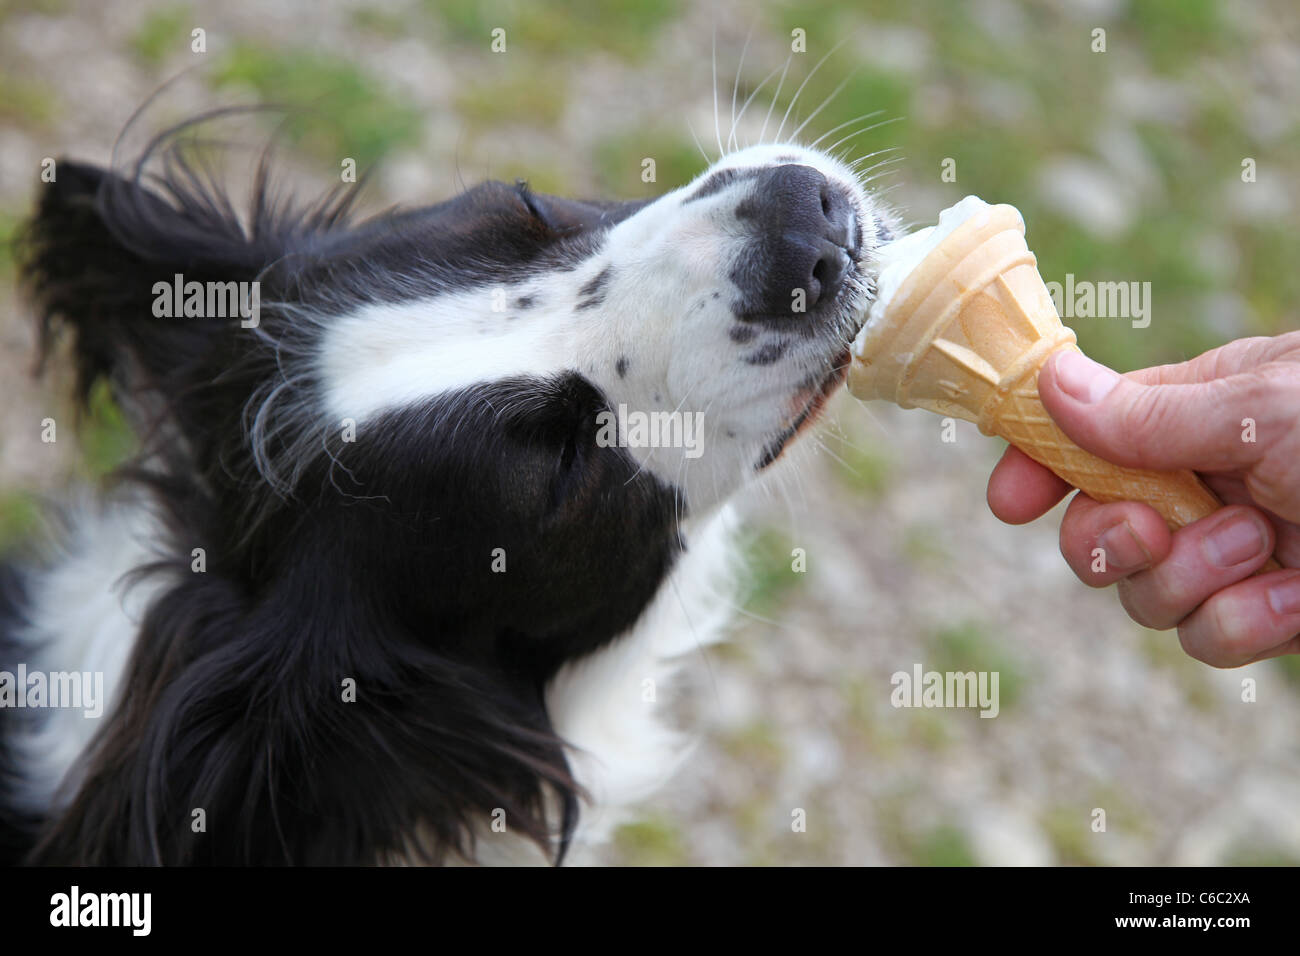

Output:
xmin=928 ymin=620 xmax=1026 ymax=715
xmin=740 ymin=527 xmax=805 ymax=616
xmin=611 ymin=815 xmax=688 ymax=865
xmin=830 ymin=433 xmax=894 ymax=498
xmin=0 ymin=490 xmax=42 ymax=554
xmin=130 ymin=4 xmax=193 ymax=66
xmin=0 ymin=70 xmax=57 ymax=126
xmin=1041 ymin=805 xmax=1103 ymax=866
xmin=211 ymin=44 xmax=422 ymax=169
xmin=428 ymin=0 xmax=679 ymax=60
xmin=719 ymin=720 xmax=785 ymax=776
xmin=594 ymin=132 xmax=704 ymax=197
xmin=453 ymin=63 xmax=567 ymax=130
xmin=77 ymin=381 xmax=136 ymax=479
xmin=910 ymin=822 xmax=977 ymax=866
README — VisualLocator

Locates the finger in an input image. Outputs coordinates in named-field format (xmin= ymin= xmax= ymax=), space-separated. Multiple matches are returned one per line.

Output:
xmin=1123 ymin=332 xmax=1300 ymax=386
xmin=1116 ymin=505 xmax=1276 ymax=629
xmin=987 ymin=445 xmax=1071 ymax=524
xmin=1177 ymin=569 xmax=1300 ymax=667
xmin=1204 ymin=474 xmax=1300 ymax=567
xmin=1036 ymin=350 xmax=1284 ymax=474
xmin=1057 ymin=492 xmax=1171 ymax=586
xmin=1247 ymin=633 xmax=1300 ymax=663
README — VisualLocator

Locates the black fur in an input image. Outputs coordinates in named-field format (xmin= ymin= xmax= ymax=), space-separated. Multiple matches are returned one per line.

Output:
xmin=6 ymin=120 xmax=676 ymax=865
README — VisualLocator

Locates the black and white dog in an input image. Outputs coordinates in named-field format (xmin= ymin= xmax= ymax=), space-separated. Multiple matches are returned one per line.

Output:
xmin=0 ymin=114 xmax=897 ymax=864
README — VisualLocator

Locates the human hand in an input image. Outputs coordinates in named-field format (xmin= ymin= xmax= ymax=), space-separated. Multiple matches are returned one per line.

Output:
xmin=987 ymin=331 xmax=1300 ymax=666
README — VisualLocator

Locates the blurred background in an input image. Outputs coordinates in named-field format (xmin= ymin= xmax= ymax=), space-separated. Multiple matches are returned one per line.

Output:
xmin=1 ymin=0 xmax=1298 ymax=864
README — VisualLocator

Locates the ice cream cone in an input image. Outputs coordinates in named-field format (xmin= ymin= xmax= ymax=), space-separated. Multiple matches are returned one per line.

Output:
xmin=850 ymin=203 xmax=1243 ymax=539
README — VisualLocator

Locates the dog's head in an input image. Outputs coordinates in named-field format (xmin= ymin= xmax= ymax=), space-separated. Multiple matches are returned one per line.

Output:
xmin=319 ymin=142 xmax=896 ymax=516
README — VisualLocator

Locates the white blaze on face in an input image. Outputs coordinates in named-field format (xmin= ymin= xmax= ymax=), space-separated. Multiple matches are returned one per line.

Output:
xmin=317 ymin=142 xmax=884 ymax=514
xmin=855 ymin=195 xmax=1012 ymax=358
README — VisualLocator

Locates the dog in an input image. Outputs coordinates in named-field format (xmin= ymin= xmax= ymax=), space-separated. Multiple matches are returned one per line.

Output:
xmin=0 ymin=111 xmax=898 ymax=864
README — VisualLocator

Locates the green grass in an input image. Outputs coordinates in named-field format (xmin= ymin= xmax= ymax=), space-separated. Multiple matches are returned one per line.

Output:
xmin=0 ymin=70 xmax=57 ymax=126
xmin=910 ymin=822 xmax=977 ymax=866
xmin=594 ymin=132 xmax=703 ymax=197
xmin=611 ymin=815 xmax=688 ymax=866
xmin=740 ymin=527 xmax=805 ymax=616
xmin=77 ymin=381 xmax=136 ymax=479
xmin=349 ymin=6 xmax=412 ymax=40
xmin=719 ymin=720 xmax=785 ymax=776
xmin=1041 ymin=805 xmax=1103 ymax=865
xmin=830 ymin=434 xmax=894 ymax=498
xmin=0 ymin=209 xmax=23 ymax=279
xmin=0 ymin=0 xmax=70 ymax=18
xmin=1274 ymin=654 xmax=1300 ymax=693
xmin=429 ymin=0 xmax=679 ymax=60
xmin=0 ymin=490 xmax=42 ymax=554
xmin=130 ymin=4 xmax=193 ymax=66
xmin=211 ymin=44 xmax=422 ymax=169
xmin=928 ymin=621 xmax=1026 ymax=715
xmin=453 ymin=63 xmax=567 ymax=130
xmin=1221 ymin=842 xmax=1300 ymax=866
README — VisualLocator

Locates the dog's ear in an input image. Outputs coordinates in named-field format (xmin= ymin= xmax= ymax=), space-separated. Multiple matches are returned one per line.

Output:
xmin=514 ymin=180 xmax=652 ymax=235
xmin=19 ymin=138 xmax=357 ymax=429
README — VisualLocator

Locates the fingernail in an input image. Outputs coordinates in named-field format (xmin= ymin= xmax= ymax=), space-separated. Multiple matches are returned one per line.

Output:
xmin=1054 ymin=351 xmax=1120 ymax=404
xmin=1097 ymin=521 xmax=1151 ymax=572
xmin=1202 ymin=513 xmax=1268 ymax=568
xmin=1267 ymin=574 xmax=1300 ymax=616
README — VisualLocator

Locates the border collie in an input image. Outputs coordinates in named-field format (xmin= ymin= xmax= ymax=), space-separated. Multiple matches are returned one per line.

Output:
xmin=0 ymin=110 xmax=898 ymax=865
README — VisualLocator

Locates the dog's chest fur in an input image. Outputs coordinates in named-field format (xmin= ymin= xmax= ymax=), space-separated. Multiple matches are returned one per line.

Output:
xmin=10 ymin=493 xmax=739 ymax=863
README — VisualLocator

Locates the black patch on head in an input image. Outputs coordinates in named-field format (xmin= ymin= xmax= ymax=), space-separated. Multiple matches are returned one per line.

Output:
xmin=615 ymin=357 xmax=629 ymax=378
xmin=745 ymin=342 xmax=787 ymax=366
xmin=682 ymin=167 xmax=763 ymax=204
xmin=575 ymin=265 xmax=612 ymax=311
xmin=514 ymin=295 xmax=535 ymax=309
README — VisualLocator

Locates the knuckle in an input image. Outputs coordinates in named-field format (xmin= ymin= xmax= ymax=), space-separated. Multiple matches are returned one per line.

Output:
xmin=1180 ymin=591 xmax=1258 ymax=667
xmin=1118 ymin=388 xmax=1174 ymax=467
xmin=1117 ymin=576 xmax=1175 ymax=630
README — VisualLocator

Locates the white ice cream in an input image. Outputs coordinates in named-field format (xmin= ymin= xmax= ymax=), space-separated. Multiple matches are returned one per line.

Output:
xmin=857 ymin=196 xmax=1014 ymax=353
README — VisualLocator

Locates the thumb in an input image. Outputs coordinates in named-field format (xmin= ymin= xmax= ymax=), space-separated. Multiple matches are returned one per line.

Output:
xmin=1037 ymin=349 xmax=1264 ymax=474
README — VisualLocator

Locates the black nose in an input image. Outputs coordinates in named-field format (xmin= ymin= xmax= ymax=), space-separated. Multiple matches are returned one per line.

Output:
xmin=732 ymin=164 xmax=856 ymax=322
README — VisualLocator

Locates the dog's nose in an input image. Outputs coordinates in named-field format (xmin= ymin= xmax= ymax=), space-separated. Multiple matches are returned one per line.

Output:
xmin=735 ymin=164 xmax=856 ymax=321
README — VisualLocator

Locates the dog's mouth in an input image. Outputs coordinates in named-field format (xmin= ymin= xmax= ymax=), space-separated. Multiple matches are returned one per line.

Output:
xmin=755 ymin=345 xmax=852 ymax=470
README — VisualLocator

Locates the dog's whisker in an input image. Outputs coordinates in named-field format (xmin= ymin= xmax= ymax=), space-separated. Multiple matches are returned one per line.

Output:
xmin=728 ymin=26 xmax=754 ymax=154
xmin=758 ymin=52 xmax=794 ymax=144
xmin=775 ymin=36 xmax=848 ymax=143
xmin=805 ymin=110 xmax=885 ymax=151
xmin=788 ymin=68 xmax=860 ymax=144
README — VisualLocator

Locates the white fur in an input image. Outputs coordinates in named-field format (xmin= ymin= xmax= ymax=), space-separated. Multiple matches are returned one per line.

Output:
xmin=465 ymin=505 xmax=739 ymax=866
xmin=9 ymin=493 xmax=170 ymax=814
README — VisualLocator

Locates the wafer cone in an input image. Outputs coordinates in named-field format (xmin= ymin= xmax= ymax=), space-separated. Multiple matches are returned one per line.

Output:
xmin=850 ymin=204 xmax=1245 ymax=540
